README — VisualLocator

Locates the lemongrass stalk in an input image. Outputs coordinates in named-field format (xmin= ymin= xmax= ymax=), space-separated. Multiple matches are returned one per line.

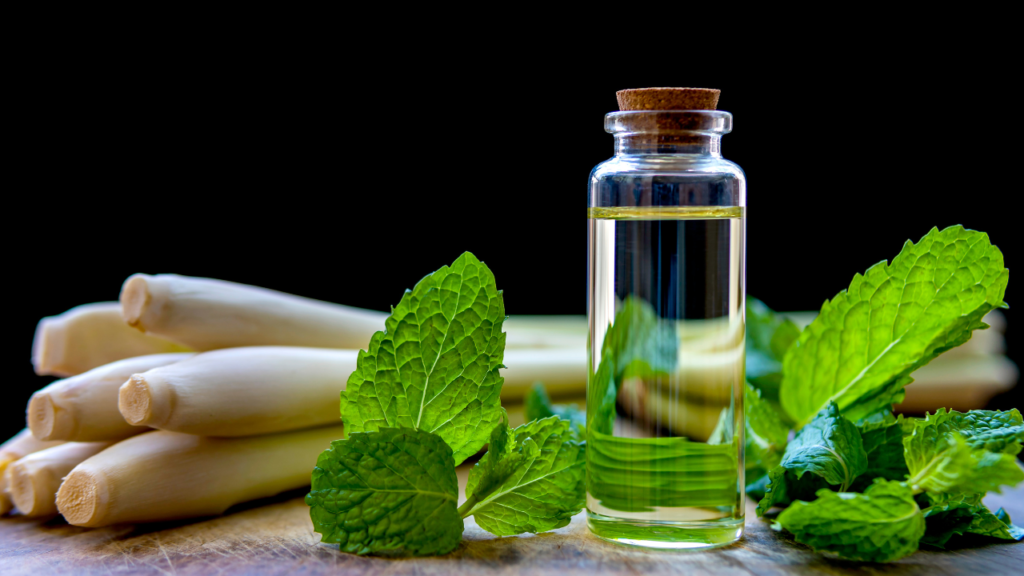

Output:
xmin=119 ymin=274 xmax=387 ymax=350
xmin=499 ymin=348 xmax=587 ymax=400
xmin=6 ymin=442 xmax=112 ymax=517
xmin=56 ymin=426 xmax=343 ymax=527
xmin=32 ymin=303 xmax=191 ymax=377
xmin=118 ymin=347 xmax=355 ymax=437
xmin=503 ymin=315 xmax=587 ymax=349
xmin=120 ymin=273 xmax=585 ymax=351
xmin=0 ymin=430 xmax=63 ymax=515
xmin=28 ymin=353 xmax=193 ymax=442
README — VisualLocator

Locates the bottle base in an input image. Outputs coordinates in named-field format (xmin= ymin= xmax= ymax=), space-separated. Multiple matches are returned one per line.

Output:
xmin=587 ymin=511 xmax=744 ymax=550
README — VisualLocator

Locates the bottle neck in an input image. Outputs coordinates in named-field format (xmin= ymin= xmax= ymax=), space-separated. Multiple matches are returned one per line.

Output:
xmin=615 ymin=133 xmax=722 ymax=157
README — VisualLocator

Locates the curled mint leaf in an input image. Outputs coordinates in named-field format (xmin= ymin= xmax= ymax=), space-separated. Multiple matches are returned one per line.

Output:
xmin=460 ymin=416 xmax=585 ymax=536
xmin=340 ymin=252 xmax=506 ymax=465
xmin=994 ymin=508 xmax=1024 ymax=541
xmin=780 ymin=226 xmax=1009 ymax=426
xmin=922 ymin=501 xmax=1024 ymax=548
xmin=757 ymin=402 xmax=866 ymax=516
xmin=775 ymin=479 xmax=925 ymax=563
xmin=306 ymin=428 xmax=462 ymax=556
xmin=904 ymin=409 xmax=1024 ymax=501
xmin=905 ymin=433 xmax=1024 ymax=501
xmin=850 ymin=411 xmax=908 ymax=492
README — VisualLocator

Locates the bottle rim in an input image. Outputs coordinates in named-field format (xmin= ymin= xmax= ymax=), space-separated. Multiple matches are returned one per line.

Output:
xmin=605 ymin=110 xmax=733 ymax=135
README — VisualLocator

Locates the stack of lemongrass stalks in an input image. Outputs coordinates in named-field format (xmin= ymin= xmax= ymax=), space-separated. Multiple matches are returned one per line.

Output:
xmin=2 ymin=274 xmax=587 ymax=526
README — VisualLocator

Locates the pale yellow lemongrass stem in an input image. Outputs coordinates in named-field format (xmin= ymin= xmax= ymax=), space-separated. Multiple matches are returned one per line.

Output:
xmin=6 ymin=442 xmax=112 ymax=517
xmin=32 ymin=303 xmax=191 ymax=377
xmin=119 ymin=347 xmax=354 ymax=437
xmin=0 ymin=430 xmax=64 ymax=515
xmin=28 ymin=353 xmax=193 ymax=442
xmin=57 ymin=426 xmax=343 ymax=527
xmin=500 ymin=348 xmax=587 ymax=401
xmin=503 ymin=315 xmax=587 ymax=349
xmin=119 ymin=273 xmax=585 ymax=351
xmin=120 ymin=274 xmax=388 ymax=350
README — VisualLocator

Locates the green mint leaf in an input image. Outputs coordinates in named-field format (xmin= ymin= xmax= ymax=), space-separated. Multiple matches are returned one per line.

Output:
xmin=746 ymin=297 xmax=801 ymax=400
xmin=340 ymin=252 xmax=506 ymax=465
xmin=744 ymin=383 xmax=789 ymax=483
xmin=922 ymin=501 xmax=1024 ymax=548
xmin=921 ymin=498 xmax=978 ymax=548
xmin=966 ymin=505 xmax=1024 ymax=541
xmin=905 ymin=416 xmax=1024 ymax=499
xmin=780 ymin=226 xmax=1009 ymax=426
xmin=461 ymin=416 xmax=585 ymax=536
xmin=775 ymin=479 xmax=925 ymax=563
xmin=904 ymin=408 xmax=1024 ymax=456
xmin=587 ymin=296 xmax=677 ymax=436
xmin=780 ymin=402 xmax=867 ymax=490
xmin=850 ymin=412 xmax=909 ymax=492
xmin=994 ymin=508 xmax=1024 ymax=540
xmin=525 ymin=382 xmax=586 ymax=432
xmin=306 ymin=427 xmax=462 ymax=556
xmin=757 ymin=403 xmax=867 ymax=516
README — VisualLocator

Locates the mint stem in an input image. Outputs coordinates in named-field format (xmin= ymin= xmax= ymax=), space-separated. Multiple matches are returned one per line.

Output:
xmin=458 ymin=494 xmax=479 ymax=519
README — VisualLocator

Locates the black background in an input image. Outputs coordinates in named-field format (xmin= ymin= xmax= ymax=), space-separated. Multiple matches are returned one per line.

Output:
xmin=4 ymin=27 xmax=1020 ymax=442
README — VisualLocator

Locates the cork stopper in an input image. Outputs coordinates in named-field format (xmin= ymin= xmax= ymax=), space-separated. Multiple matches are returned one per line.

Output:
xmin=616 ymin=88 xmax=720 ymax=111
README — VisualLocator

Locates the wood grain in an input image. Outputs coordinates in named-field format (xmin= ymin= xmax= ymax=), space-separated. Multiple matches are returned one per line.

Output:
xmin=2 ymin=465 xmax=1022 ymax=575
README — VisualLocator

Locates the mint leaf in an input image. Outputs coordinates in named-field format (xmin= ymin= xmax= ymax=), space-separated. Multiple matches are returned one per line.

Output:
xmin=994 ymin=508 xmax=1024 ymax=540
xmin=775 ymin=479 xmax=925 ymax=563
xmin=744 ymin=383 xmax=789 ymax=483
xmin=306 ymin=428 xmax=462 ymax=556
xmin=757 ymin=403 xmax=866 ymax=516
xmin=779 ymin=402 xmax=866 ymax=489
xmin=904 ymin=408 xmax=1024 ymax=456
xmin=967 ymin=505 xmax=1024 ymax=541
xmin=850 ymin=412 xmax=908 ymax=492
xmin=922 ymin=501 xmax=1024 ymax=548
xmin=905 ymin=427 xmax=1024 ymax=500
xmin=903 ymin=409 xmax=1024 ymax=501
xmin=746 ymin=297 xmax=800 ymax=400
xmin=780 ymin=226 xmax=1009 ymax=426
xmin=340 ymin=252 xmax=506 ymax=465
xmin=460 ymin=416 xmax=585 ymax=536
xmin=524 ymin=382 xmax=585 ymax=432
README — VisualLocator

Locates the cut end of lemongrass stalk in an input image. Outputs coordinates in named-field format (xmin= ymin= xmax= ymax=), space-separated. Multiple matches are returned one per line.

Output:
xmin=118 ymin=374 xmax=168 ymax=427
xmin=120 ymin=274 xmax=152 ymax=329
xmin=8 ymin=461 xmax=44 ymax=516
xmin=31 ymin=317 xmax=65 ymax=377
xmin=28 ymin=392 xmax=73 ymax=441
xmin=0 ymin=462 xmax=11 ymax=515
xmin=56 ymin=468 xmax=107 ymax=527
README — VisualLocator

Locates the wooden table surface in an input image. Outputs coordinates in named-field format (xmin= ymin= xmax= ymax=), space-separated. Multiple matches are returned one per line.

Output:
xmin=2 ymin=465 xmax=1022 ymax=576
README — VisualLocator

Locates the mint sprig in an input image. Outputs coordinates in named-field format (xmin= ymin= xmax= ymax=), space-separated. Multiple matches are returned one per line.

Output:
xmin=310 ymin=253 xmax=587 ymax=556
xmin=460 ymin=416 xmax=585 ymax=536
xmin=754 ymin=226 xmax=1021 ymax=562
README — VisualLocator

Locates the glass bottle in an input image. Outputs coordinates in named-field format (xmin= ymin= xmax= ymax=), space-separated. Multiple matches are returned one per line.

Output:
xmin=586 ymin=105 xmax=746 ymax=548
